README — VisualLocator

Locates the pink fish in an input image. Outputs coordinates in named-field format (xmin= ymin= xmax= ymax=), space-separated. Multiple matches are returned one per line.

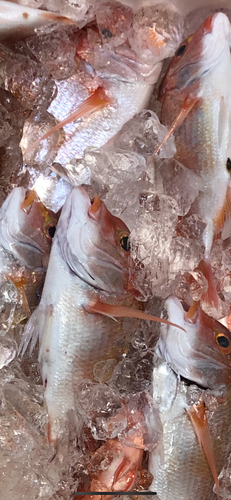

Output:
xmin=153 ymin=12 xmax=231 ymax=310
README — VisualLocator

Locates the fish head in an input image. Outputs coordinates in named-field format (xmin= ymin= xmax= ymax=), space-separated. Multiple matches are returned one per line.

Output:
xmin=156 ymin=296 xmax=231 ymax=389
xmin=159 ymin=12 xmax=231 ymax=97
xmin=0 ymin=187 xmax=58 ymax=270
xmin=56 ymin=186 xmax=132 ymax=293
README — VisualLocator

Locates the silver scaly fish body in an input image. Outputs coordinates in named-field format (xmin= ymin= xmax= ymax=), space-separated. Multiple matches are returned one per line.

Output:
xmin=160 ymin=13 xmax=231 ymax=257
xmin=48 ymin=76 xmax=154 ymax=165
xmin=149 ymin=297 xmax=231 ymax=499
xmin=149 ymin=361 xmax=231 ymax=500
xmin=21 ymin=186 xmax=136 ymax=442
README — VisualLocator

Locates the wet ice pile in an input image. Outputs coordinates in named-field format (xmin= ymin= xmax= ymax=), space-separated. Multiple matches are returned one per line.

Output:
xmin=1 ymin=0 xmax=231 ymax=499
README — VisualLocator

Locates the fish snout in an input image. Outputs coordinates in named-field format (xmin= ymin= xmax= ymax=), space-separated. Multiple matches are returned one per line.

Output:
xmin=209 ymin=12 xmax=231 ymax=41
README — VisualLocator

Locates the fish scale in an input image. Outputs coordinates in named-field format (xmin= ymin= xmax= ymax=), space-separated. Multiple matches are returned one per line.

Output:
xmin=160 ymin=13 xmax=231 ymax=262
xmin=150 ymin=380 xmax=231 ymax=500
xmin=20 ymin=186 xmax=144 ymax=443
xmin=39 ymin=237 xmax=129 ymax=428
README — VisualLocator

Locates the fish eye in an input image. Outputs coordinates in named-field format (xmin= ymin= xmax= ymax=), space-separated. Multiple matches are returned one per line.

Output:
xmin=216 ymin=333 xmax=231 ymax=354
xmin=176 ymin=43 xmax=187 ymax=57
xmin=226 ymin=158 xmax=231 ymax=171
xmin=48 ymin=226 xmax=56 ymax=238
xmin=120 ymin=235 xmax=130 ymax=252
xmin=101 ymin=28 xmax=113 ymax=38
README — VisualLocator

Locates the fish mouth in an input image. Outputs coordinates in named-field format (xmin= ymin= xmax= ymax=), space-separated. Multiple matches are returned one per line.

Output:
xmin=168 ymin=12 xmax=230 ymax=91
xmin=161 ymin=297 xmax=231 ymax=390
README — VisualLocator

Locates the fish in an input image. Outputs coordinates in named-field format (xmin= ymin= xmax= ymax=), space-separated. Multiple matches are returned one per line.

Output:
xmin=149 ymin=360 xmax=231 ymax=500
xmin=0 ymin=187 xmax=57 ymax=318
xmin=0 ymin=1 xmax=74 ymax=40
xmin=153 ymin=12 xmax=231 ymax=309
xmin=156 ymin=297 xmax=231 ymax=389
xmin=24 ymin=1 xmax=183 ymax=167
xmin=19 ymin=186 xmax=184 ymax=444
xmin=149 ymin=296 xmax=231 ymax=499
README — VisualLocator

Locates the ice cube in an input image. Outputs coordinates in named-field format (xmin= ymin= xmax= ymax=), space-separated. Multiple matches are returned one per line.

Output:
xmin=77 ymin=380 xmax=127 ymax=440
xmin=0 ymin=44 xmax=56 ymax=111
xmin=21 ymin=109 xmax=62 ymax=167
xmin=130 ymin=193 xmax=178 ymax=269
xmin=0 ymin=136 xmax=24 ymax=206
xmin=152 ymin=359 xmax=178 ymax=413
xmin=169 ymin=237 xmax=204 ymax=278
xmin=85 ymin=146 xmax=146 ymax=186
xmin=153 ymin=159 xmax=203 ymax=216
xmin=44 ymin=0 xmax=90 ymax=21
xmin=0 ymin=89 xmax=24 ymax=148
xmin=113 ymin=109 xmax=176 ymax=158
xmin=32 ymin=167 xmax=72 ymax=213
xmin=216 ymin=451 xmax=231 ymax=499
xmin=0 ymin=281 xmax=19 ymax=335
xmin=93 ymin=359 xmax=118 ymax=383
xmin=0 ymin=336 xmax=17 ymax=369
xmin=128 ymin=3 xmax=184 ymax=64
xmin=26 ymin=29 xmax=77 ymax=81
xmin=17 ymin=0 xmax=43 ymax=6
xmin=118 ymin=391 xmax=163 ymax=452
xmin=95 ymin=1 xmax=134 ymax=48
xmin=103 ymin=179 xmax=151 ymax=228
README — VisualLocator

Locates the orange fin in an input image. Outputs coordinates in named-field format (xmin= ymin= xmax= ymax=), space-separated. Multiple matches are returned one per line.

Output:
xmin=188 ymin=402 xmax=220 ymax=500
xmin=21 ymin=190 xmax=36 ymax=213
xmin=84 ymin=299 xmax=186 ymax=332
xmin=214 ymin=185 xmax=231 ymax=231
xmin=27 ymin=86 xmax=112 ymax=153
xmin=185 ymin=301 xmax=197 ymax=322
xmin=7 ymin=275 xmax=30 ymax=318
xmin=197 ymin=259 xmax=219 ymax=310
xmin=149 ymin=94 xmax=199 ymax=161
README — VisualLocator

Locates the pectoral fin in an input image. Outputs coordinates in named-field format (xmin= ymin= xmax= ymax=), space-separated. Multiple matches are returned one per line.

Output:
xmin=18 ymin=307 xmax=41 ymax=356
xmin=214 ymin=184 xmax=231 ymax=232
xmin=150 ymin=94 xmax=199 ymax=160
xmin=27 ymin=87 xmax=112 ymax=153
xmin=188 ymin=402 xmax=220 ymax=500
xmin=85 ymin=299 xmax=186 ymax=332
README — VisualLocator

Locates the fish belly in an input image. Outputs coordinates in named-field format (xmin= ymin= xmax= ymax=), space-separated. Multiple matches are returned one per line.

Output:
xmin=149 ymin=384 xmax=231 ymax=499
xmin=162 ymin=50 xmax=231 ymax=227
xmin=38 ymin=240 xmax=128 ymax=438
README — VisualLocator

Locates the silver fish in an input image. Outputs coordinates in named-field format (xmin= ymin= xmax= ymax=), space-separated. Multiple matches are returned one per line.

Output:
xmin=149 ymin=360 xmax=231 ymax=500
xmin=149 ymin=297 xmax=231 ymax=499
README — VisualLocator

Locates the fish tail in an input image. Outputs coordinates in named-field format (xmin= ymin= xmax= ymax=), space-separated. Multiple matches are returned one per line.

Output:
xmin=197 ymin=258 xmax=219 ymax=310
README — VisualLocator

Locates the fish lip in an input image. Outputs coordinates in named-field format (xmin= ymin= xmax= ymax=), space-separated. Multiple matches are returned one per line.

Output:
xmin=210 ymin=12 xmax=231 ymax=39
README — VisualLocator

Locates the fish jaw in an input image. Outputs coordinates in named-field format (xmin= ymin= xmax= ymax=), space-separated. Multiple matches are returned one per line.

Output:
xmin=156 ymin=296 xmax=231 ymax=389
xmin=56 ymin=186 xmax=131 ymax=293
xmin=0 ymin=187 xmax=56 ymax=270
